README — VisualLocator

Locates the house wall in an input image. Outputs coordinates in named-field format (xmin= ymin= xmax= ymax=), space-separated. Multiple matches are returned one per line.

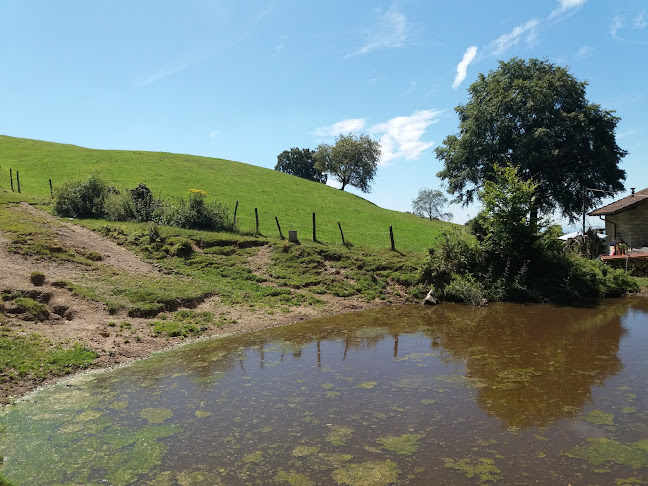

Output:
xmin=605 ymin=201 xmax=648 ymax=248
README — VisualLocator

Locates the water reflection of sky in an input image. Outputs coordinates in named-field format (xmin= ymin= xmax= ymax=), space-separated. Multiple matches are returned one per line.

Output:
xmin=2 ymin=298 xmax=648 ymax=485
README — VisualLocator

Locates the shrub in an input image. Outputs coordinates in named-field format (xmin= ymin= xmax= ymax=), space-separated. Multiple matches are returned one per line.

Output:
xmin=52 ymin=174 xmax=108 ymax=218
xmin=156 ymin=190 xmax=232 ymax=231
xmin=131 ymin=183 xmax=156 ymax=222
xmin=444 ymin=273 xmax=486 ymax=305
xmin=104 ymin=190 xmax=135 ymax=221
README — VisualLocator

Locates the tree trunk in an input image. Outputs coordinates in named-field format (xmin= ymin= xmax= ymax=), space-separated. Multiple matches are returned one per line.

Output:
xmin=529 ymin=204 xmax=538 ymax=234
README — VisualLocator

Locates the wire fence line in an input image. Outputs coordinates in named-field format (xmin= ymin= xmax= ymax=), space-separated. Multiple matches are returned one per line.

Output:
xmin=231 ymin=204 xmax=443 ymax=253
xmin=1 ymin=171 xmax=439 ymax=253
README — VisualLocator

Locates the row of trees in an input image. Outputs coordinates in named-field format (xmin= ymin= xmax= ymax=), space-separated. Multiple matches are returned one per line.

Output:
xmin=274 ymin=134 xmax=382 ymax=193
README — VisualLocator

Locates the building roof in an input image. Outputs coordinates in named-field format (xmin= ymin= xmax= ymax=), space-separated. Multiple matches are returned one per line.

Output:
xmin=588 ymin=188 xmax=648 ymax=216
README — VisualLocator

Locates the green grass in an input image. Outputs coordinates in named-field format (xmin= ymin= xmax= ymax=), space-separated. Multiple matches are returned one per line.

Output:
xmin=0 ymin=135 xmax=452 ymax=252
xmin=149 ymin=310 xmax=216 ymax=338
xmin=77 ymin=219 xmax=423 ymax=308
xmin=0 ymin=330 xmax=97 ymax=382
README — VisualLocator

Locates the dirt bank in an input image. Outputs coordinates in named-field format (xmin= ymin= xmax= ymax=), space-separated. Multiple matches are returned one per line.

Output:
xmin=0 ymin=204 xmax=406 ymax=404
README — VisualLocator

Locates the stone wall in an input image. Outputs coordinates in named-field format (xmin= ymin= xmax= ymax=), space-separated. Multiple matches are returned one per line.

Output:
xmin=604 ymin=200 xmax=648 ymax=249
xmin=604 ymin=257 xmax=648 ymax=277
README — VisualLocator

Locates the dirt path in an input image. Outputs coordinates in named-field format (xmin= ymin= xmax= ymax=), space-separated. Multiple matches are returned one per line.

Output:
xmin=0 ymin=204 xmax=400 ymax=404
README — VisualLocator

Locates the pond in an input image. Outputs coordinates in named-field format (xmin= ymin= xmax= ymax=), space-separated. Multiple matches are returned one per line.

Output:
xmin=1 ymin=298 xmax=648 ymax=485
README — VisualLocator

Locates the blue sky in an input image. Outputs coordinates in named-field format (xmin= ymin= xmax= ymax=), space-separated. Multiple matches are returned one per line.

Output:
xmin=1 ymin=1 xmax=646 ymax=228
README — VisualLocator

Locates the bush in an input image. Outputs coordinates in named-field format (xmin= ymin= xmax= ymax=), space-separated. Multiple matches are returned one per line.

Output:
xmin=104 ymin=190 xmax=135 ymax=221
xmin=53 ymin=174 xmax=108 ymax=218
xmin=419 ymin=229 xmax=483 ymax=292
xmin=131 ymin=183 xmax=156 ymax=222
xmin=157 ymin=190 xmax=232 ymax=231
xmin=444 ymin=273 xmax=486 ymax=305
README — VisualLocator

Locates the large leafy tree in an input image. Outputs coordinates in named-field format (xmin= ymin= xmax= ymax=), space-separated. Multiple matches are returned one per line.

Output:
xmin=435 ymin=57 xmax=627 ymax=222
xmin=314 ymin=134 xmax=381 ymax=192
xmin=411 ymin=188 xmax=453 ymax=221
xmin=274 ymin=147 xmax=327 ymax=184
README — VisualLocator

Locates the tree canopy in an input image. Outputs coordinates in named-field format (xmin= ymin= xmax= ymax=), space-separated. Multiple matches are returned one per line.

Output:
xmin=435 ymin=57 xmax=627 ymax=222
xmin=411 ymin=188 xmax=453 ymax=221
xmin=274 ymin=147 xmax=327 ymax=184
xmin=314 ymin=134 xmax=381 ymax=192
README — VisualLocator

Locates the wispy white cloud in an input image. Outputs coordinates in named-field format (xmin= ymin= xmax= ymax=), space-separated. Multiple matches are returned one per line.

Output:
xmin=610 ymin=13 xmax=648 ymax=43
xmin=136 ymin=60 xmax=197 ymax=87
xmin=370 ymin=110 xmax=441 ymax=166
xmin=489 ymin=19 xmax=540 ymax=55
xmin=209 ymin=130 xmax=220 ymax=141
xmin=610 ymin=15 xmax=624 ymax=38
xmin=402 ymin=80 xmax=416 ymax=96
xmin=346 ymin=4 xmax=409 ymax=58
xmin=313 ymin=119 xmax=366 ymax=137
xmin=577 ymin=44 xmax=593 ymax=58
xmin=550 ymin=0 xmax=586 ymax=19
xmin=452 ymin=46 xmax=478 ymax=90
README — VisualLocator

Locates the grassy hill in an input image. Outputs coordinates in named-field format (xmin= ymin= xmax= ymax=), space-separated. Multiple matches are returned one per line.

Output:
xmin=0 ymin=135 xmax=453 ymax=252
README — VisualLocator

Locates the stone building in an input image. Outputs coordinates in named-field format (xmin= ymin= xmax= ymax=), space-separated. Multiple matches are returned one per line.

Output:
xmin=589 ymin=188 xmax=648 ymax=249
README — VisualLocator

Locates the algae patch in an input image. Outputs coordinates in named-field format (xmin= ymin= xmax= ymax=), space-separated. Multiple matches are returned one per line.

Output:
xmin=275 ymin=469 xmax=315 ymax=486
xmin=292 ymin=446 xmax=320 ymax=457
xmin=355 ymin=382 xmax=377 ymax=390
xmin=582 ymin=410 xmax=614 ymax=426
xmin=443 ymin=457 xmax=502 ymax=483
xmin=326 ymin=425 xmax=354 ymax=446
xmin=331 ymin=460 xmax=399 ymax=486
xmin=140 ymin=407 xmax=173 ymax=424
xmin=377 ymin=434 xmax=424 ymax=455
xmin=565 ymin=438 xmax=648 ymax=469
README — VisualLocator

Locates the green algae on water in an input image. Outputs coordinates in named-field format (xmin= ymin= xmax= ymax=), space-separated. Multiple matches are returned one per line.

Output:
xmin=355 ymin=382 xmax=377 ymax=390
xmin=443 ymin=457 xmax=503 ymax=483
xmin=326 ymin=425 xmax=354 ymax=446
xmin=292 ymin=446 xmax=319 ymax=457
xmin=274 ymin=469 xmax=315 ymax=486
xmin=377 ymin=434 xmax=424 ymax=455
xmin=195 ymin=410 xmax=211 ymax=418
xmin=332 ymin=460 xmax=399 ymax=486
xmin=565 ymin=438 xmax=648 ymax=469
xmin=582 ymin=410 xmax=614 ymax=426
xmin=140 ymin=407 xmax=173 ymax=424
xmin=243 ymin=451 xmax=264 ymax=463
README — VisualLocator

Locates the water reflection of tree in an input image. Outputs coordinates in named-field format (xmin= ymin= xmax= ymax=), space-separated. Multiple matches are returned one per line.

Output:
xmin=120 ymin=300 xmax=634 ymax=429
xmin=423 ymin=302 xmax=629 ymax=429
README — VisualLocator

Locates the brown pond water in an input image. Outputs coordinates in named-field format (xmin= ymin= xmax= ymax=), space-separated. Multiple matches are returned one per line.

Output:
xmin=1 ymin=299 xmax=648 ymax=485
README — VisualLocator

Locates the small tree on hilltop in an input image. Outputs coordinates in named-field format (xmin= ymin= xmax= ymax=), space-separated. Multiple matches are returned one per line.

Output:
xmin=274 ymin=147 xmax=327 ymax=183
xmin=411 ymin=188 xmax=453 ymax=221
xmin=314 ymin=134 xmax=381 ymax=192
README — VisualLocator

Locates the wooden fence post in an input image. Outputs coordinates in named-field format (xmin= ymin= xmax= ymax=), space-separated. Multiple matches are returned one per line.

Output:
xmin=16 ymin=171 xmax=20 ymax=193
xmin=312 ymin=212 xmax=316 ymax=242
xmin=275 ymin=216 xmax=284 ymax=239
xmin=233 ymin=200 xmax=239 ymax=225
xmin=255 ymin=208 xmax=259 ymax=235
xmin=9 ymin=169 xmax=13 ymax=192
xmin=389 ymin=226 xmax=395 ymax=251
xmin=49 ymin=179 xmax=53 ymax=198
xmin=338 ymin=222 xmax=346 ymax=246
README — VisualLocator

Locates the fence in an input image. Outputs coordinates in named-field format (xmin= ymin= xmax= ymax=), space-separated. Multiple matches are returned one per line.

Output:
xmin=1 ymin=169 xmax=444 ymax=253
